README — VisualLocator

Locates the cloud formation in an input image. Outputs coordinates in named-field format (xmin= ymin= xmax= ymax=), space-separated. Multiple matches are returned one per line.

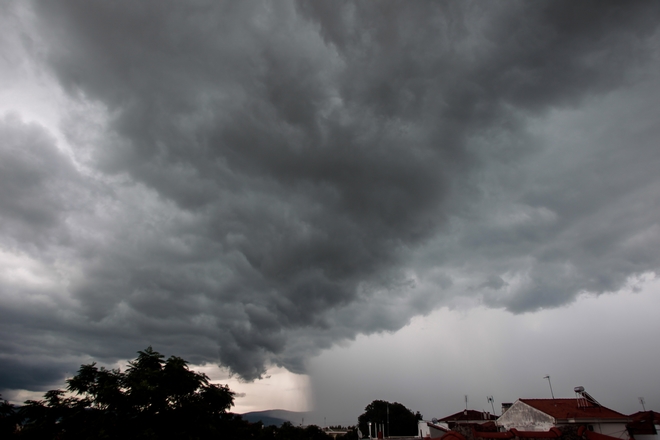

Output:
xmin=1 ymin=0 xmax=660 ymax=389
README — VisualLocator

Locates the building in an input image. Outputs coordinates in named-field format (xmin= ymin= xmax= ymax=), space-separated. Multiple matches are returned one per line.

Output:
xmin=422 ymin=410 xmax=498 ymax=439
xmin=627 ymin=411 xmax=660 ymax=440
xmin=423 ymin=420 xmax=449 ymax=438
xmin=496 ymin=398 xmax=630 ymax=439
xmin=440 ymin=410 xmax=499 ymax=429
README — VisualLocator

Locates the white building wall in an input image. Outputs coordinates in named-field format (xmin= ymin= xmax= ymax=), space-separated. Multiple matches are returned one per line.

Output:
xmin=635 ymin=432 xmax=659 ymax=440
xmin=496 ymin=401 xmax=555 ymax=432
xmin=588 ymin=423 xmax=631 ymax=439
xmin=418 ymin=421 xmax=431 ymax=438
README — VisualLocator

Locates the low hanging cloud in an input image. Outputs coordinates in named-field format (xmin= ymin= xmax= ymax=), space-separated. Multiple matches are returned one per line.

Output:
xmin=2 ymin=0 xmax=660 ymax=389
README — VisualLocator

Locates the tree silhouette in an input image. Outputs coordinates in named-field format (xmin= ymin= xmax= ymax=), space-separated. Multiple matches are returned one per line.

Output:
xmin=0 ymin=395 xmax=18 ymax=436
xmin=6 ymin=347 xmax=332 ymax=439
xmin=357 ymin=400 xmax=419 ymax=437
xmin=18 ymin=347 xmax=235 ymax=439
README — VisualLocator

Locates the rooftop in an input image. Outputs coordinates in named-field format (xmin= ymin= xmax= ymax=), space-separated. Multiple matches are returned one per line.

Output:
xmin=629 ymin=410 xmax=660 ymax=422
xmin=440 ymin=410 xmax=499 ymax=422
xmin=627 ymin=411 xmax=660 ymax=436
xmin=519 ymin=399 xmax=628 ymax=421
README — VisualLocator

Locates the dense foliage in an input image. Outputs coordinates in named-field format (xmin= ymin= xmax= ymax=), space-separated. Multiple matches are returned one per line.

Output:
xmin=1 ymin=395 xmax=18 ymax=436
xmin=10 ymin=347 xmax=235 ymax=439
xmin=0 ymin=347 xmax=332 ymax=440
xmin=357 ymin=399 xmax=421 ymax=437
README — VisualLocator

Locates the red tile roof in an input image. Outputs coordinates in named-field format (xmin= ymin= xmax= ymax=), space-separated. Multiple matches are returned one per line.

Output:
xmin=427 ymin=422 xmax=450 ymax=433
xmin=519 ymin=399 xmax=628 ymax=421
xmin=629 ymin=411 xmax=660 ymax=423
xmin=510 ymin=428 xmax=562 ymax=438
xmin=627 ymin=411 xmax=660 ymax=435
xmin=581 ymin=427 xmax=629 ymax=440
xmin=439 ymin=410 xmax=498 ymax=422
xmin=473 ymin=429 xmax=514 ymax=439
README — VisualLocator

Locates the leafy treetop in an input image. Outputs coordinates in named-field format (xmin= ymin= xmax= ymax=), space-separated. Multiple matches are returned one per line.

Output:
xmin=17 ymin=346 xmax=235 ymax=439
xmin=357 ymin=399 xmax=420 ymax=437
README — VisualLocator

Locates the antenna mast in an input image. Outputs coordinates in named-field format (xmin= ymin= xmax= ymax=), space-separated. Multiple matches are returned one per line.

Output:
xmin=543 ymin=376 xmax=555 ymax=399
xmin=487 ymin=396 xmax=495 ymax=414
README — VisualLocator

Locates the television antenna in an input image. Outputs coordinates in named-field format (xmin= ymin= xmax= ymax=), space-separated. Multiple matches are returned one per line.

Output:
xmin=487 ymin=396 xmax=495 ymax=414
xmin=543 ymin=375 xmax=555 ymax=399
xmin=639 ymin=397 xmax=646 ymax=411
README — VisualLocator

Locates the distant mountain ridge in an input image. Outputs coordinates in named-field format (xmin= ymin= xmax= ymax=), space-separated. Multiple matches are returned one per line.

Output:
xmin=238 ymin=409 xmax=312 ymax=427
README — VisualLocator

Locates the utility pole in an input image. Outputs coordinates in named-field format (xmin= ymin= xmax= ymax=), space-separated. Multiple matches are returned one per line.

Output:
xmin=543 ymin=376 xmax=555 ymax=399
xmin=387 ymin=403 xmax=390 ymax=438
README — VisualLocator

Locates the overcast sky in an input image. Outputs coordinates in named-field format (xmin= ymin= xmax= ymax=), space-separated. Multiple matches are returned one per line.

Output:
xmin=1 ymin=0 xmax=660 ymax=427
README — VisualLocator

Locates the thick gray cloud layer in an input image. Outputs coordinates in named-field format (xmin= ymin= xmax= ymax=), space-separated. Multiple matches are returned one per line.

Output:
xmin=1 ymin=0 xmax=660 ymax=389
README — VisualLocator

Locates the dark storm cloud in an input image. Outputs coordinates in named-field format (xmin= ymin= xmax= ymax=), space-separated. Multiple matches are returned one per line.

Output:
xmin=0 ymin=357 xmax=71 ymax=392
xmin=0 ymin=116 xmax=80 ymax=249
xmin=1 ymin=0 xmax=660 ymax=390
